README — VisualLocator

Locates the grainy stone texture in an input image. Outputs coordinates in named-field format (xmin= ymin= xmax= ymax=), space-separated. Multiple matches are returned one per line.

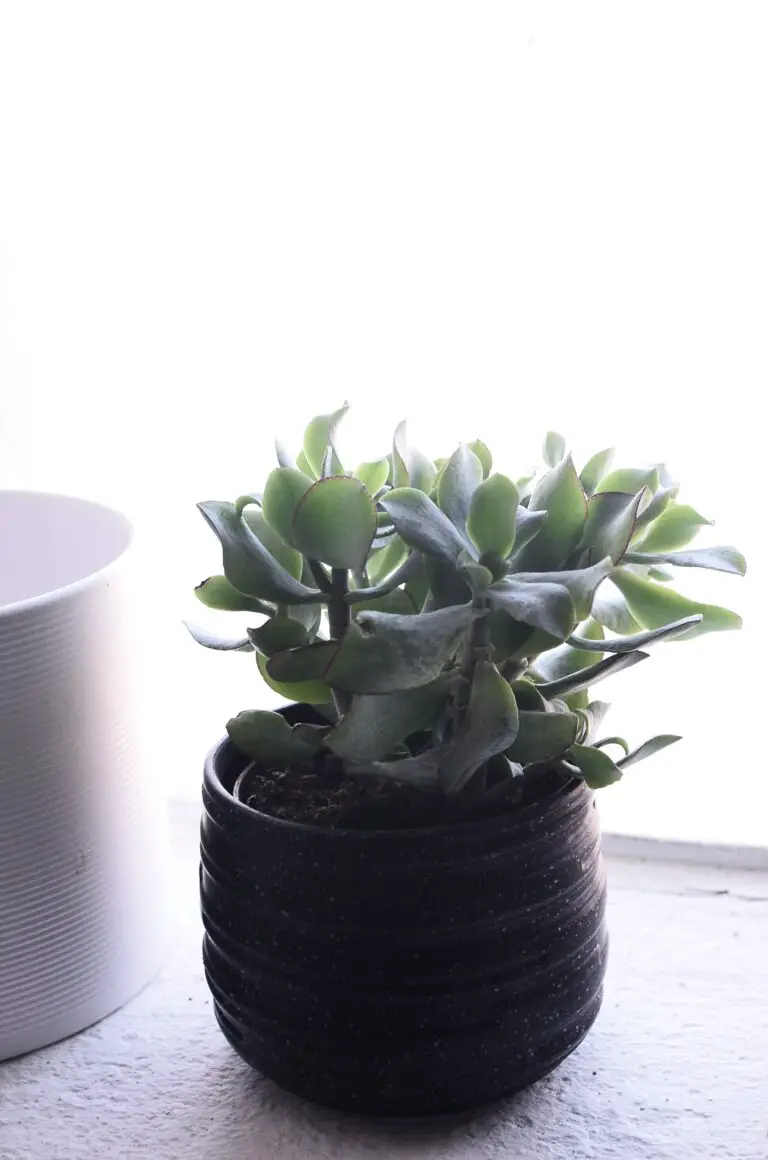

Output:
xmin=1 ymin=804 xmax=766 ymax=1160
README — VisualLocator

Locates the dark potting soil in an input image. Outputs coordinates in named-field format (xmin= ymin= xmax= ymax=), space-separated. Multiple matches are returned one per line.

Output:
xmin=236 ymin=762 xmax=569 ymax=830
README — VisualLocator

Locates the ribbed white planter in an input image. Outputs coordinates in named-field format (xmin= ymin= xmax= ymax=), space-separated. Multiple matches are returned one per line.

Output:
xmin=0 ymin=491 xmax=167 ymax=1061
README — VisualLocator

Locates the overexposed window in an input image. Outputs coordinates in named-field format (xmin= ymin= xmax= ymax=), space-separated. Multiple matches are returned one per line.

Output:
xmin=1 ymin=4 xmax=765 ymax=847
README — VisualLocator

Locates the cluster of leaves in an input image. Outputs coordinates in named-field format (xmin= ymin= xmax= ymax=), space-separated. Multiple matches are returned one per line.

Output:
xmin=188 ymin=405 xmax=745 ymax=800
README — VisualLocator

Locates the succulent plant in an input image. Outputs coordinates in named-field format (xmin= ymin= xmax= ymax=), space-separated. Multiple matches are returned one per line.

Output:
xmin=188 ymin=404 xmax=745 ymax=801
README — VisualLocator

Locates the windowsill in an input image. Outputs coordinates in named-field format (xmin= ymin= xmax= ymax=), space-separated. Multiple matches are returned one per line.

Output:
xmin=1 ymin=801 xmax=765 ymax=1159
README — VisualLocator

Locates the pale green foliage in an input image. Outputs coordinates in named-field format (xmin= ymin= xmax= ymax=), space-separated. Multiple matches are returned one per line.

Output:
xmin=189 ymin=414 xmax=746 ymax=800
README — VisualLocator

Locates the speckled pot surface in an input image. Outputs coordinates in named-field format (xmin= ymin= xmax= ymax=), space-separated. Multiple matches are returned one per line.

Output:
xmin=200 ymin=733 xmax=608 ymax=1116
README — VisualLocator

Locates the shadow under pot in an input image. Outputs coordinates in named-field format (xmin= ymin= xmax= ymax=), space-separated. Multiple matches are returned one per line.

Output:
xmin=200 ymin=713 xmax=608 ymax=1117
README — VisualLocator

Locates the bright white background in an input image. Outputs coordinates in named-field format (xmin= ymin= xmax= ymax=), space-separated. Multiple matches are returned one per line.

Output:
xmin=1 ymin=3 xmax=765 ymax=845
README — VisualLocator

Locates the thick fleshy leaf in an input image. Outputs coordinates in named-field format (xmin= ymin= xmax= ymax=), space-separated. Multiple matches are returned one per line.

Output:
xmin=634 ymin=483 xmax=679 ymax=530
xmin=594 ymin=736 xmax=630 ymax=757
xmin=581 ymin=700 xmax=611 ymax=743
xmin=488 ymin=577 xmax=576 ymax=640
xmin=457 ymin=552 xmax=493 ymax=597
xmin=507 ymin=710 xmax=580 ymax=763
xmin=367 ymin=535 xmax=408 ymax=584
xmin=267 ymin=640 xmax=339 ymax=684
xmin=324 ymin=603 xmax=480 ymax=693
xmin=296 ymin=449 xmax=315 ymax=478
xmin=596 ymin=466 xmax=659 ymax=495
xmin=354 ymin=457 xmax=390 ymax=495
xmin=404 ymin=556 xmax=430 ymax=612
xmin=510 ymin=679 xmax=548 ymax=712
xmin=392 ymin=421 xmax=410 ymax=487
xmin=345 ymin=748 xmax=443 ymax=790
xmin=247 ymin=617 xmax=311 ymax=656
xmin=440 ymin=661 xmax=520 ymax=794
xmin=568 ymin=743 xmax=623 ymax=788
xmin=467 ymin=473 xmax=519 ymax=558
xmin=533 ymin=617 xmax=605 ymax=683
xmin=194 ymin=575 xmax=273 ymax=616
xmin=579 ymin=448 xmax=614 ymax=497
xmin=514 ymin=455 xmax=587 ymax=571
xmin=487 ymin=610 xmax=536 ymax=661
xmin=346 ymin=552 xmax=420 ymax=605
xmin=242 ymin=508 xmax=303 ymax=579
xmin=275 ymin=439 xmax=298 ymax=470
xmin=579 ymin=490 xmax=648 ymax=564
xmin=227 ymin=709 xmax=327 ymax=765
xmin=512 ymin=558 xmax=613 ymax=621
xmin=618 ymin=734 xmax=681 ymax=770
xmin=591 ymin=579 xmax=641 ymax=633
xmin=509 ymin=507 xmax=548 ymax=558
xmin=543 ymin=431 xmax=566 ymax=467
xmin=327 ymin=676 xmax=456 ymax=762
xmin=648 ymin=566 xmax=674 ymax=582
xmin=437 ymin=445 xmax=484 ymax=533
xmin=632 ymin=502 xmax=712 ymax=553
xmin=568 ymin=614 xmax=701 ymax=653
xmin=184 ymin=622 xmax=253 ymax=652
xmin=423 ymin=555 xmax=472 ymax=612
xmin=409 ymin=445 xmax=437 ymax=493
xmin=535 ymin=650 xmax=649 ymax=699
xmin=380 ymin=488 xmax=469 ymax=562
xmin=303 ymin=403 xmax=349 ymax=477
xmin=611 ymin=568 xmax=742 ymax=637
xmin=292 ymin=476 xmax=377 ymax=570
xmin=624 ymin=546 xmax=746 ymax=577
xmin=256 ymin=653 xmax=332 ymax=705
xmin=197 ymin=500 xmax=322 ymax=605
xmin=261 ymin=467 xmax=313 ymax=548
xmin=351 ymin=588 xmax=417 ymax=615
xmin=468 ymin=439 xmax=492 ymax=478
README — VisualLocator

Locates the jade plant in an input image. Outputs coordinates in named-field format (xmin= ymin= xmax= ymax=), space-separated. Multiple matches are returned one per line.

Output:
xmin=188 ymin=406 xmax=745 ymax=801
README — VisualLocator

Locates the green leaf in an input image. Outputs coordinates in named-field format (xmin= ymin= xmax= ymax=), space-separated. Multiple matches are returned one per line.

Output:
xmin=487 ymin=577 xmax=576 ymax=640
xmin=266 ymin=640 xmax=339 ymax=683
xmin=327 ymin=676 xmax=456 ymax=762
xmin=543 ymin=431 xmax=566 ymax=467
xmin=227 ymin=709 xmax=327 ymax=765
xmin=611 ymin=568 xmax=742 ymax=637
xmin=568 ymin=614 xmax=701 ymax=653
xmin=346 ymin=552 xmax=420 ymax=605
xmin=354 ymin=457 xmax=390 ymax=495
xmin=513 ymin=558 xmax=613 ymax=621
xmin=261 ymin=467 xmax=313 ymax=548
xmin=507 ymin=710 xmax=580 ymax=763
xmin=303 ymin=403 xmax=349 ymax=477
xmin=275 ymin=439 xmax=298 ymax=470
xmin=634 ymin=483 xmax=679 ymax=530
xmin=367 ymin=535 xmax=408 ymax=584
xmin=509 ymin=507 xmax=548 ymax=558
xmin=404 ymin=555 xmax=430 ymax=612
xmin=633 ymin=502 xmax=712 ymax=553
xmin=242 ymin=508 xmax=303 ymax=579
xmin=437 ymin=445 xmax=484 ymax=533
xmin=183 ymin=622 xmax=253 ymax=652
xmin=510 ymin=679 xmax=548 ymax=712
xmin=292 ymin=476 xmax=377 ymax=570
xmin=344 ymin=748 xmax=443 ymax=790
xmin=581 ymin=700 xmax=611 ymax=743
xmin=468 ymin=439 xmax=493 ymax=478
xmin=409 ymin=446 xmax=437 ymax=494
xmin=467 ymin=473 xmax=519 ymax=558
xmin=593 ymin=736 xmax=630 ymax=756
xmin=256 ymin=652 xmax=332 ymax=705
xmin=351 ymin=588 xmax=417 ymax=615
xmin=535 ymin=650 xmax=649 ymax=699
xmin=648 ymin=566 xmax=675 ymax=582
xmin=380 ymin=487 xmax=469 ymax=562
xmin=194 ymin=575 xmax=273 ymax=616
xmin=579 ymin=448 xmax=614 ymax=497
xmin=591 ymin=580 xmax=641 ymax=633
xmin=325 ymin=603 xmax=480 ymax=693
xmin=568 ymin=743 xmax=623 ymax=788
xmin=618 ymin=734 xmax=681 ymax=770
xmin=392 ymin=421 xmax=411 ymax=487
xmin=578 ymin=490 xmax=649 ymax=564
xmin=197 ymin=500 xmax=323 ymax=605
xmin=624 ymin=546 xmax=746 ymax=577
xmin=596 ymin=466 xmax=659 ymax=495
xmin=533 ymin=618 xmax=605 ymax=683
xmin=456 ymin=552 xmax=494 ymax=597
xmin=440 ymin=661 xmax=520 ymax=794
xmin=296 ymin=449 xmax=315 ymax=478
xmin=514 ymin=455 xmax=587 ymax=571
xmin=247 ymin=617 xmax=311 ymax=656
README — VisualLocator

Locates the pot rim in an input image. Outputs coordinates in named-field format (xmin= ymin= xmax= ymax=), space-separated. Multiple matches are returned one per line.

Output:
xmin=204 ymin=735 xmax=584 ymax=842
xmin=0 ymin=489 xmax=134 ymax=618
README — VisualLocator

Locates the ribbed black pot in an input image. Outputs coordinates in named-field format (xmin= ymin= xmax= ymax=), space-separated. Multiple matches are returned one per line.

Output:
xmin=200 ymin=733 xmax=608 ymax=1116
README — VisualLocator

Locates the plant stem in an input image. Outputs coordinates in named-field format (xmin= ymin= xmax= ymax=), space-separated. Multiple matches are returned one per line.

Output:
xmin=329 ymin=568 xmax=351 ymax=715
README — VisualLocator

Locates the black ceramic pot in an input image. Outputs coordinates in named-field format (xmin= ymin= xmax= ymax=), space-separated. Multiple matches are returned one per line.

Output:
xmin=200 ymin=729 xmax=608 ymax=1116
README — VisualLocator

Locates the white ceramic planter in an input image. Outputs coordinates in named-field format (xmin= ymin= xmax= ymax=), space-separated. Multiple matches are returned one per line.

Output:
xmin=0 ymin=491 xmax=167 ymax=1060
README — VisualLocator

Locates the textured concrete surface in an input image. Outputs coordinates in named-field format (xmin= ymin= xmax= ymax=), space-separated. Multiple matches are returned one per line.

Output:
xmin=1 ymin=803 xmax=766 ymax=1160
